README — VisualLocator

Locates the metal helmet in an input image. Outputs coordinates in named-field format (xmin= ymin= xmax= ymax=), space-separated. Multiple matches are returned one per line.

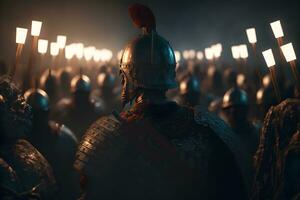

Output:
xmin=58 ymin=67 xmax=73 ymax=90
xmin=179 ymin=75 xmax=201 ymax=95
xmin=24 ymin=88 xmax=50 ymax=112
xmin=71 ymin=75 xmax=91 ymax=93
xmin=97 ymin=72 xmax=116 ymax=90
xmin=120 ymin=32 xmax=177 ymax=90
xmin=262 ymin=74 xmax=272 ymax=88
xmin=119 ymin=4 xmax=177 ymax=107
xmin=223 ymin=67 xmax=237 ymax=87
xmin=40 ymin=72 xmax=58 ymax=98
xmin=222 ymin=87 xmax=249 ymax=109
xmin=256 ymin=86 xmax=276 ymax=107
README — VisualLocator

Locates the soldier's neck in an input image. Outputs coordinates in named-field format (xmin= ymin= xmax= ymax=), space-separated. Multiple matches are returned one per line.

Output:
xmin=134 ymin=89 xmax=167 ymax=106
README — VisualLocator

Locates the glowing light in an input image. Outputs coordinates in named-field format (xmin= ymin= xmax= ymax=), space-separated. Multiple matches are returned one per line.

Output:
xmin=231 ymin=46 xmax=240 ymax=59
xmin=237 ymin=74 xmax=246 ymax=86
xmin=174 ymin=51 xmax=181 ymax=62
xmin=84 ymin=46 xmax=96 ymax=61
xmin=31 ymin=20 xmax=42 ymax=36
xmin=207 ymin=66 xmax=215 ymax=76
xmin=94 ymin=50 xmax=102 ymax=62
xmin=246 ymin=28 xmax=257 ymax=44
xmin=117 ymin=50 xmax=123 ymax=61
xmin=211 ymin=43 xmax=222 ymax=58
xmin=180 ymin=82 xmax=187 ymax=92
xmin=99 ymin=49 xmax=113 ymax=62
xmin=16 ymin=28 xmax=28 ymax=44
xmin=256 ymin=89 xmax=263 ymax=100
xmin=196 ymin=51 xmax=204 ymax=60
xmin=270 ymin=20 xmax=284 ymax=38
xmin=183 ymin=50 xmax=189 ymax=60
xmin=38 ymin=39 xmax=48 ymax=54
xmin=262 ymin=75 xmax=271 ymax=87
xmin=50 ymin=42 xmax=59 ymax=56
xmin=262 ymin=49 xmax=276 ymax=68
xmin=205 ymin=48 xmax=214 ymax=60
xmin=65 ymin=45 xmax=75 ymax=60
xmin=75 ymin=43 xmax=84 ymax=59
xmin=57 ymin=35 xmax=67 ymax=49
xmin=280 ymin=43 xmax=297 ymax=62
xmin=189 ymin=50 xmax=196 ymax=59
xmin=239 ymin=44 xmax=248 ymax=59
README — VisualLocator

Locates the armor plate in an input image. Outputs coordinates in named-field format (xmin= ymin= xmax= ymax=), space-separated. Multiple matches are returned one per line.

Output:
xmin=0 ymin=139 xmax=56 ymax=200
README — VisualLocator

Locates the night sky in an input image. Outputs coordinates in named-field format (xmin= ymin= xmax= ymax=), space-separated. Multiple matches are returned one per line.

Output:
xmin=0 ymin=0 xmax=299 ymax=66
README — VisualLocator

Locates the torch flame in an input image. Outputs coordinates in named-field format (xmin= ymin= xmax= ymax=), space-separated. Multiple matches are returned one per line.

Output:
xmin=262 ymin=49 xmax=276 ymax=68
xmin=16 ymin=28 xmax=28 ymax=44
xmin=38 ymin=39 xmax=48 ymax=54
xmin=280 ymin=43 xmax=297 ymax=62
xmin=31 ymin=20 xmax=42 ymax=36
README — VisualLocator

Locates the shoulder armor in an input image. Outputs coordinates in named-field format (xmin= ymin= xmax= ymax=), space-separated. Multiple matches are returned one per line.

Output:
xmin=0 ymin=158 xmax=21 ymax=196
xmin=194 ymin=106 xmax=246 ymax=178
xmin=0 ymin=139 xmax=56 ymax=199
xmin=74 ymin=115 xmax=121 ymax=175
xmin=49 ymin=121 xmax=78 ymax=143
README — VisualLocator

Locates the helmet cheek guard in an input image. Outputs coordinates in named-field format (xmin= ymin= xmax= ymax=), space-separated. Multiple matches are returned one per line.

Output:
xmin=120 ymin=69 xmax=137 ymax=107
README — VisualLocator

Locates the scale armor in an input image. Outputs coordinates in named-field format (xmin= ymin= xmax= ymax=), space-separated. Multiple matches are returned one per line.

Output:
xmin=0 ymin=139 xmax=57 ymax=200
xmin=75 ymin=103 xmax=246 ymax=199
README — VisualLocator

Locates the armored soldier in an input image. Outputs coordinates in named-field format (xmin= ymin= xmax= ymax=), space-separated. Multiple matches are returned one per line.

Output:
xmin=0 ymin=76 xmax=57 ymax=199
xmin=175 ymin=74 xmax=212 ymax=108
xmin=57 ymin=66 xmax=74 ymax=99
xmin=253 ymin=99 xmax=300 ymax=200
xmin=206 ymin=66 xmax=223 ymax=97
xmin=221 ymin=87 xmax=259 ymax=196
xmin=24 ymin=88 xmax=80 ymax=200
xmin=223 ymin=67 xmax=237 ymax=90
xmin=53 ymin=74 xmax=102 ymax=138
xmin=256 ymin=85 xmax=277 ymax=122
xmin=75 ymin=4 xmax=246 ymax=200
xmin=90 ymin=72 xmax=121 ymax=114
xmin=40 ymin=70 xmax=59 ymax=107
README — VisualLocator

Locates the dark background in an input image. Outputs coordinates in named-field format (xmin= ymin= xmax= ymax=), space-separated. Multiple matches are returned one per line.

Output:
xmin=0 ymin=0 xmax=299 ymax=66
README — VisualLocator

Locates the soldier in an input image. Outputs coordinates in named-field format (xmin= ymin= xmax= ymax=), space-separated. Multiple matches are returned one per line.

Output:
xmin=223 ymin=67 xmax=237 ymax=90
xmin=90 ymin=71 xmax=121 ymax=114
xmin=53 ymin=74 xmax=102 ymax=138
xmin=256 ymin=85 xmax=277 ymax=123
xmin=74 ymin=4 xmax=246 ymax=200
xmin=221 ymin=87 xmax=259 ymax=196
xmin=206 ymin=66 xmax=223 ymax=97
xmin=57 ymin=66 xmax=74 ymax=99
xmin=253 ymin=99 xmax=300 ymax=200
xmin=176 ymin=74 xmax=212 ymax=108
xmin=0 ymin=76 xmax=57 ymax=199
xmin=40 ymin=70 xmax=59 ymax=107
xmin=24 ymin=88 xmax=80 ymax=200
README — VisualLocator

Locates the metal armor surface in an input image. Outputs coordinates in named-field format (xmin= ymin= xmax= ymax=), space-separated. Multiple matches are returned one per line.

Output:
xmin=75 ymin=102 xmax=246 ymax=200
xmin=0 ymin=158 xmax=21 ymax=199
xmin=120 ymin=32 xmax=177 ymax=90
xmin=24 ymin=88 xmax=50 ymax=112
xmin=179 ymin=75 xmax=200 ymax=95
xmin=0 ymin=139 xmax=57 ymax=200
xmin=71 ymin=75 xmax=91 ymax=93
xmin=222 ymin=87 xmax=249 ymax=109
